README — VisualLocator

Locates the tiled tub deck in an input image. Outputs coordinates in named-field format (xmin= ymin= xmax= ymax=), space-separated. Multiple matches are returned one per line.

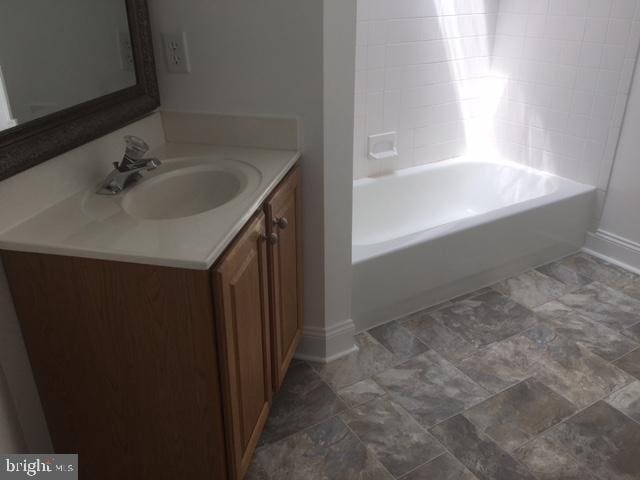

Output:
xmin=249 ymin=253 xmax=640 ymax=480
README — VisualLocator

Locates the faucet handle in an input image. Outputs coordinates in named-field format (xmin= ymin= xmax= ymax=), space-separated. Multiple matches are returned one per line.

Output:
xmin=124 ymin=135 xmax=150 ymax=161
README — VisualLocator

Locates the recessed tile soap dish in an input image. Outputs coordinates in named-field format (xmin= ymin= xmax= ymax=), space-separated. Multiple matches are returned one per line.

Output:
xmin=368 ymin=131 xmax=398 ymax=161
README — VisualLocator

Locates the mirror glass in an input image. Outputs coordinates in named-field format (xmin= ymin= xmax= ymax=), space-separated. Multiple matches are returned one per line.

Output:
xmin=0 ymin=0 xmax=136 ymax=132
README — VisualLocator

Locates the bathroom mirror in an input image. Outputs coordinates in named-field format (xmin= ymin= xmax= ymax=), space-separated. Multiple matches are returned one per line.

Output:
xmin=0 ymin=0 xmax=159 ymax=180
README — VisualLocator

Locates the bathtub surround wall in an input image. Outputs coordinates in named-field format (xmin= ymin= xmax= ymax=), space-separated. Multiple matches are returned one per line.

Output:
xmin=354 ymin=0 xmax=640 ymax=200
xmin=354 ymin=0 xmax=499 ymax=178
xmin=492 ymin=0 xmax=640 ymax=192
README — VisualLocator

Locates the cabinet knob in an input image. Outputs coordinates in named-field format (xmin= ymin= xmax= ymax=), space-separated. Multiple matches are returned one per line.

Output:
xmin=261 ymin=232 xmax=279 ymax=245
xmin=274 ymin=217 xmax=289 ymax=230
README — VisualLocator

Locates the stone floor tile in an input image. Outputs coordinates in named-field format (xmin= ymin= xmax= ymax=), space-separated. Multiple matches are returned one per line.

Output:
xmin=455 ymin=333 xmax=545 ymax=393
xmin=547 ymin=401 xmax=640 ymax=480
xmin=613 ymin=348 xmax=640 ymax=380
xmin=621 ymin=278 xmax=640 ymax=301
xmin=536 ymin=261 xmax=592 ymax=289
xmin=260 ymin=362 xmax=346 ymax=445
xmin=309 ymin=332 xmax=396 ymax=389
xmin=254 ymin=260 xmax=640 ymax=479
xmin=523 ymin=326 xmax=634 ymax=408
xmin=341 ymin=398 xmax=444 ymax=477
xmin=337 ymin=378 xmax=386 ymax=408
xmin=399 ymin=311 xmax=478 ymax=363
xmin=493 ymin=270 xmax=571 ymax=308
xmin=464 ymin=379 xmax=576 ymax=452
xmin=513 ymin=435 xmax=598 ymax=480
xmin=250 ymin=416 xmax=393 ymax=480
xmin=430 ymin=415 xmax=537 ymax=480
xmin=375 ymin=351 xmax=488 ymax=428
xmin=556 ymin=282 xmax=640 ymax=331
xmin=552 ymin=253 xmax=637 ymax=290
xmin=400 ymin=453 xmax=478 ymax=480
xmin=369 ymin=321 xmax=428 ymax=362
xmin=430 ymin=291 xmax=538 ymax=348
xmin=534 ymin=301 xmax=638 ymax=361
xmin=607 ymin=381 xmax=640 ymax=423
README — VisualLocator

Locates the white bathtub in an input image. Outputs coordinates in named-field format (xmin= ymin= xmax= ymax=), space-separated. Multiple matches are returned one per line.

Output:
xmin=352 ymin=157 xmax=596 ymax=332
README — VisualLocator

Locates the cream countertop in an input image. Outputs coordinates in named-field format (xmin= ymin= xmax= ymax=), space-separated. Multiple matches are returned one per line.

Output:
xmin=0 ymin=142 xmax=300 ymax=270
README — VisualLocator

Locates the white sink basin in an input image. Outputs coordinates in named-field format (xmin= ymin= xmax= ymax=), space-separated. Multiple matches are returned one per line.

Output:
xmin=121 ymin=158 xmax=261 ymax=220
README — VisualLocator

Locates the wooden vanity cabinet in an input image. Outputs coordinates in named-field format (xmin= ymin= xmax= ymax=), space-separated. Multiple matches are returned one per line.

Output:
xmin=1 ymin=164 xmax=303 ymax=480
xmin=265 ymin=165 xmax=303 ymax=391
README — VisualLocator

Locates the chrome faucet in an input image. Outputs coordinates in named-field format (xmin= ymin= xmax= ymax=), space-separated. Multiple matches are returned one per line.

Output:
xmin=97 ymin=136 xmax=161 ymax=195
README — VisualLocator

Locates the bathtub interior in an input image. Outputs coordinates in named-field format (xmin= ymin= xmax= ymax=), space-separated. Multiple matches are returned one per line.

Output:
xmin=353 ymin=158 xmax=561 ymax=247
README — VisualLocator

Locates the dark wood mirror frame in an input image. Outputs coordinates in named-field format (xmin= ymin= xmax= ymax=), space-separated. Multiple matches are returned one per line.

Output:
xmin=0 ymin=0 xmax=160 ymax=181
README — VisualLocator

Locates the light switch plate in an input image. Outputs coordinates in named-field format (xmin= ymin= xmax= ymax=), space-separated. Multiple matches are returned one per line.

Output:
xmin=162 ymin=32 xmax=191 ymax=74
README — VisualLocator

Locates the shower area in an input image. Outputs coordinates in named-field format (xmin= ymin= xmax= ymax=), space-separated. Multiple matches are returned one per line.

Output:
xmin=351 ymin=0 xmax=640 ymax=330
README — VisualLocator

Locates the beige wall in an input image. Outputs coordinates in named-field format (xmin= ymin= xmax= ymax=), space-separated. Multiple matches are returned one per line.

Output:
xmin=150 ymin=0 xmax=356 ymax=359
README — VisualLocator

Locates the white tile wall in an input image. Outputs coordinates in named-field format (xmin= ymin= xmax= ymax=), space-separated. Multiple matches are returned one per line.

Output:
xmin=354 ymin=0 xmax=499 ymax=178
xmin=492 ymin=0 xmax=640 ymax=188
xmin=354 ymin=0 xmax=640 ymax=190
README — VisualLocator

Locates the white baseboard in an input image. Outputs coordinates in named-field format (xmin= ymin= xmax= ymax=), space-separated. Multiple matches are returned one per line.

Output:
xmin=584 ymin=230 xmax=640 ymax=275
xmin=294 ymin=318 xmax=357 ymax=363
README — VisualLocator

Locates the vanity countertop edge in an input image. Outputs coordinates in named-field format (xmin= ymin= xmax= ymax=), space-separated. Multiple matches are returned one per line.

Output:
xmin=0 ymin=142 xmax=301 ymax=270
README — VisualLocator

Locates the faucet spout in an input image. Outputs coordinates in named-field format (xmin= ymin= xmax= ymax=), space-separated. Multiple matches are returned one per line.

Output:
xmin=96 ymin=136 xmax=161 ymax=195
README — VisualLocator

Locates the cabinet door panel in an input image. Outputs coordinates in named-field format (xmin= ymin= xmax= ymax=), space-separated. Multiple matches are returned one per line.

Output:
xmin=266 ymin=166 xmax=303 ymax=391
xmin=214 ymin=212 xmax=272 ymax=480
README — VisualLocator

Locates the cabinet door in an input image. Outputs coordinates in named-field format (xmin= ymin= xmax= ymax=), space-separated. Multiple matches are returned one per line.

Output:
xmin=213 ymin=212 xmax=272 ymax=480
xmin=266 ymin=165 xmax=303 ymax=391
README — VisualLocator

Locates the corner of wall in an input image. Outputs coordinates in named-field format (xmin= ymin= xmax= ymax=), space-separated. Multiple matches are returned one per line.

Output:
xmin=294 ymin=318 xmax=358 ymax=364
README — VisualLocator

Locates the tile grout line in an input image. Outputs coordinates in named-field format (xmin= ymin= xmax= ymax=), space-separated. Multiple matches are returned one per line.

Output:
xmin=418 ymin=375 xmax=552 ymax=480
xmin=324 ymin=351 xmax=488 ymax=479
xmin=609 ymin=402 xmax=640 ymax=427
xmin=345 ymin=358 xmax=543 ymax=478
xmin=307 ymin=360 xmax=400 ymax=479
xmin=407 ymin=341 xmax=634 ymax=476
xmin=432 ymin=321 xmax=542 ymax=366
xmin=255 ymin=364 xmax=350 ymax=451
xmin=608 ymin=345 xmax=640 ymax=365
xmin=508 ymin=382 xmax=639 ymax=480
xmin=425 ymin=372 xmax=619 ymax=480
xmin=338 ymin=414 xmax=398 ymax=480
xmin=368 ymin=387 xmax=485 ymax=480
xmin=419 ymin=256 xmax=637 ymax=476
xmin=379 ymin=258 xmax=639 ymax=427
